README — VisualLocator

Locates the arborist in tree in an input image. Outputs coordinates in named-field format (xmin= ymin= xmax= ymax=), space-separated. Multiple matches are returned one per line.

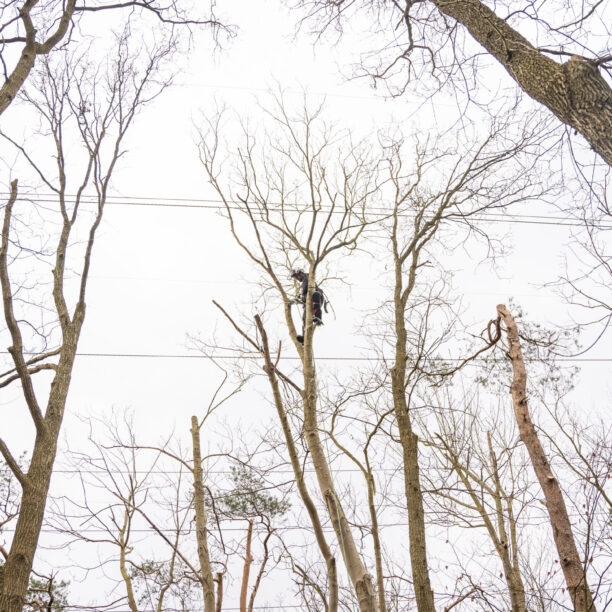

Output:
xmin=290 ymin=268 xmax=324 ymax=344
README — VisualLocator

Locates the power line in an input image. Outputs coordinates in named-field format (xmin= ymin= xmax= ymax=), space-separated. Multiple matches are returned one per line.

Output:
xmin=3 ymin=193 xmax=610 ymax=229
xmin=3 ymin=513 xmax=596 ymax=535
xmin=7 ymin=351 xmax=608 ymax=363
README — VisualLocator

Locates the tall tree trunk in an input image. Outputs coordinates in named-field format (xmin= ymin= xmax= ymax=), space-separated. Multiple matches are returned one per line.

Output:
xmin=191 ymin=416 xmax=216 ymax=612
xmin=300 ymin=277 xmax=377 ymax=612
xmin=255 ymin=315 xmax=339 ymax=612
xmin=431 ymin=0 xmax=612 ymax=166
xmin=497 ymin=304 xmax=596 ymax=611
xmin=240 ymin=520 xmax=254 ymax=612
xmin=391 ymin=259 xmax=435 ymax=612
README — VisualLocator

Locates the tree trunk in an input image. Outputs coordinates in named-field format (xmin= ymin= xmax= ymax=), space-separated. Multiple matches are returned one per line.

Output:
xmin=432 ymin=0 xmax=612 ymax=166
xmin=248 ymin=529 xmax=271 ymax=612
xmin=0 ymin=336 xmax=78 ymax=612
xmin=214 ymin=572 xmax=223 ymax=612
xmin=118 ymin=507 xmax=137 ymax=612
xmin=487 ymin=433 xmax=526 ymax=612
xmin=366 ymin=472 xmax=386 ymax=612
xmin=497 ymin=304 xmax=595 ymax=611
xmin=191 ymin=416 xmax=216 ymax=612
xmin=391 ymin=259 xmax=435 ymax=612
xmin=240 ymin=519 xmax=254 ymax=612
xmin=300 ymin=277 xmax=377 ymax=612
xmin=391 ymin=372 xmax=435 ymax=612
xmin=255 ymin=315 xmax=339 ymax=612
xmin=0 ymin=0 xmax=76 ymax=117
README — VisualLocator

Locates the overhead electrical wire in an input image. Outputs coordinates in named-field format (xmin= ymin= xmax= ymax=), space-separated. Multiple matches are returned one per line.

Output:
xmin=2 ymin=351 xmax=608 ymax=363
xmin=1 ymin=192 xmax=610 ymax=229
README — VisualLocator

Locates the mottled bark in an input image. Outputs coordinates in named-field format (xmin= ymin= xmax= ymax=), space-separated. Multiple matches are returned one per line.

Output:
xmin=191 ymin=416 xmax=216 ymax=612
xmin=497 ymin=304 xmax=595 ymax=611
xmin=432 ymin=0 xmax=612 ymax=166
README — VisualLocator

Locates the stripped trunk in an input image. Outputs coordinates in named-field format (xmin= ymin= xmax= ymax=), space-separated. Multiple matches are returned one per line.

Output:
xmin=191 ymin=416 xmax=216 ymax=612
xmin=497 ymin=304 xmax=595 ymax=611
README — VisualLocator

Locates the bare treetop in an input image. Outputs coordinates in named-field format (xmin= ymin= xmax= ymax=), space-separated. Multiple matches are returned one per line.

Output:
xmin=0 ymin=0 xmax=233 ymax=116
xmin=292 ymin=0 xmax=612 ymax=166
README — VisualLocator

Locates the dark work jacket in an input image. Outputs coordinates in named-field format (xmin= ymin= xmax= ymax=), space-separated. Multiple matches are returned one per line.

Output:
xmin=299 ymin=273 xmax=321 ymax=302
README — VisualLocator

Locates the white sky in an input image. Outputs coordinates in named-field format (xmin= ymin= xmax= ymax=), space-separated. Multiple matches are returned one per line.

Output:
xmin=1 ymin=0 xmax=611 ymax=609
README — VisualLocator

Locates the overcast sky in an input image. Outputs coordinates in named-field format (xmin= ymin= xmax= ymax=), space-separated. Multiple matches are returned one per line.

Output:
xmin=1 ymin=0 xmax=611 ymax=608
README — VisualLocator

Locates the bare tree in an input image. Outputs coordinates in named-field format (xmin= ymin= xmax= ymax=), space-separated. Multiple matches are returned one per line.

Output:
xmin=200 ymin=95 xmax=381 ymax=610
xmin=49 ymin=412 xmax=199 ymax=612
xmin=376 ymin=119 xmax=546 ymax=611
xmin=0 ymin=0 xmax=230 ymax=116
xmin=0 ymin=35 xmax=173 ymax=611
xmin=424 ymin=390 xmax=531 ymax=612
xmin=294 ymin=0 xmax=612 ymax=165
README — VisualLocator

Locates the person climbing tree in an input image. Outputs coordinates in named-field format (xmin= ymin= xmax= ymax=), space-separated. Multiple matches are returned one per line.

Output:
xmin=290 ymin=268 xmax=323 ymax=343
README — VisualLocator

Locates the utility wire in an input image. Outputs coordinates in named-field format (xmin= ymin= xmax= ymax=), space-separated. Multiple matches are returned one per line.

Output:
xmin=2 ymin=193 xmax=610 ymax=229
xmin=2 ymin=351 xmax=608 ymax=363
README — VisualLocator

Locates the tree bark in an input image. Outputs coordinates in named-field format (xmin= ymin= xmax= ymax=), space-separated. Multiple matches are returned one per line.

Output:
xmin=191 ymin=416 xmax=216 ymax=612
xmin=214 ymin=572 xmax=223 ymax=612
xmin=432 ymin=0 xmax=612 ymax=166
xmin=497 ymin=304 xmax=595 ymax=611
xmin=255 ymin=315 xmax=339 ymax=612
xmin=300 ymin=276 xmax=377 ymax=612
xmin=0 ymin=185 xmax=81 ymax=608
xmin=390 ymin=368 xmax=435 ymax=612
xmin=0 ymin=0 xmax=76 ymax=117
xmin=366 ymin=471 xmax=386 ymax=612
xmin=487 ymin=433 xmax=526 ymax=612
xmin=240 ymin=519 xmax=254 ymax=612
xmin=390 ymin=247 xmax=435 ymax=612
xmin=0 ymin=338 xmax=79 ymax=612
xmin=118 ymin=507 xmax=137 ymax=612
